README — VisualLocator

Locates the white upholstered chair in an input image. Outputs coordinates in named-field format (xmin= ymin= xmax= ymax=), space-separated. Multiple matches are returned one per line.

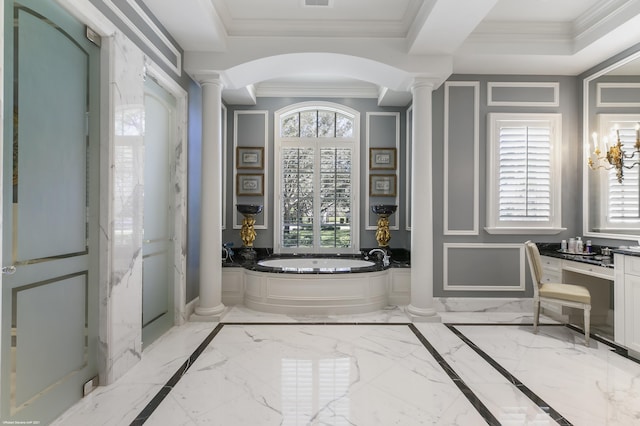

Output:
xmin=524 ymin=241 xmax=592 ymax=345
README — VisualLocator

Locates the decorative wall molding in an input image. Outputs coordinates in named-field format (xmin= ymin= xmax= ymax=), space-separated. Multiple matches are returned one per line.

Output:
xmin=405 ymin=105 xmax=413 ymax=232
xmin=104 ymin=0 xmax=182 ymax=76
xmin=443 ymin=243 xmax=526 ymax=291
xmin=222 ymin=105 xmax=228 ymax=230
xmin=596 ymin=82 xmax=640 ymax=107
xmin=233 ymin=110 xmax=269 ymax=230
xmin=487 ymin=82 xmax=559 ymax=107
xmin=444 ymin=81 xmax=479 ymax=235
xmin=365 ymin=112 xmax=400 ymax=231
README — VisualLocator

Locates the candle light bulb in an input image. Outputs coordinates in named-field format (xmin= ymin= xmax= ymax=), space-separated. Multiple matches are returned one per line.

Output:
xmin=592 ymin=132 xmax=598 ymax=150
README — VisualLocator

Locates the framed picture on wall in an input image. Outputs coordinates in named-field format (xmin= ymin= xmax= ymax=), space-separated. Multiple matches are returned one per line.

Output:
xmin=370 ymin=148 xmax=397 ymax=170
xmin=369 ymin=174 xmax=397 ymax=197
xmin=237 ymin=173 xmax=264 ymax=196
xmin=236 ymin=147 xmax=264 ymax=169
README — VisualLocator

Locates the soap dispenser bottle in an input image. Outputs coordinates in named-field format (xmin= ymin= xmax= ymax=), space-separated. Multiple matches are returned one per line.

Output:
xmin=576 ymin=237 xmax=583 ymax=254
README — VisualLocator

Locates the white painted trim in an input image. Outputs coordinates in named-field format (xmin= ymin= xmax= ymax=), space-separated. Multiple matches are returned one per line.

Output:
xmin=222 ymin=105 xmax=228 ymax=230
xmin=103 ymin=0 xmax=181 ymax=76
xmin=443 ymin=243 xmax=526 ymax=292
xmin=365 ymin=112 xmax=400 ymax=231
xmin=487 ymin=82 xmax=559 ymax=107
xmin=484 ymin=227 xmax=566 ymax=235
xmin=405 ymin=105 xmax=412 ymax=231
xmin=256 ymin=83 xmax=377 ymax=99
xmin=233 ymin=110 xmax=269 ymax=231
xmin=443 ymin=82 xmax=479 ymax=236
xmin=597 ymin=82 xmax=640 ymax=107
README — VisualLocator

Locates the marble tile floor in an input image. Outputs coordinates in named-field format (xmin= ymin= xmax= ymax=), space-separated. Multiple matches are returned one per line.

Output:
xmin=52 ymin=306 xmax=640 ymax=426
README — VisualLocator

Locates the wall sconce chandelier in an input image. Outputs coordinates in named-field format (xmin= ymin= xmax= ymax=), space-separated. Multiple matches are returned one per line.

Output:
xmin=588 ymin=125 xmax=640 ymax=183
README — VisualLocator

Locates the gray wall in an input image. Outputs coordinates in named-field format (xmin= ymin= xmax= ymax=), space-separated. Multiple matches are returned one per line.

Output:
xmin=187 ymin=81 xmax=203 ymax=302
xmin=431 ymin=75 xmax=581 ymax=297
xmin=222 ymin=97 xmax=409 ymax=251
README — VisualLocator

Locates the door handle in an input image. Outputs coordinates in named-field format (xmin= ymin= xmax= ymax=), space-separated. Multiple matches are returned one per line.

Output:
xmin=2 ymin=266 xmax=16 ymax=275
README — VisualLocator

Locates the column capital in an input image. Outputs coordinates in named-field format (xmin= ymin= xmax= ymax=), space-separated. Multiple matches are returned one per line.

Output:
xmin=410 ymin=77 xmax=439 ymax=93
xmin=193 ymin=71 xmax=224 ymax=87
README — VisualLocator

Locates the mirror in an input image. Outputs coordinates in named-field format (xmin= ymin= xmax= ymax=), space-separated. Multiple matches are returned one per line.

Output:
xmin=583 ymin=49 xmax=640 ymax=240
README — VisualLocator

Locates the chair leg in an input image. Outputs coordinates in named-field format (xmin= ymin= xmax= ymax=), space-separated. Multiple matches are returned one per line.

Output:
xmin=533 ymin=299 xmax=540 ymax=333
xmin=584 ymin=306 xmax=591 ymax=346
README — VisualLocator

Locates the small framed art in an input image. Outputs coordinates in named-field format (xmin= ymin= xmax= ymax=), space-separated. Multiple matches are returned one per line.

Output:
xmin=237 ymin=173 xmax=264 ymax=196
xmin=370 ymin=148 xmax=397 ymax=170
xmin=369 ymin=174 xmax=397 ymax=197
xmin=236 ymin=147 xmax=264 ymax=169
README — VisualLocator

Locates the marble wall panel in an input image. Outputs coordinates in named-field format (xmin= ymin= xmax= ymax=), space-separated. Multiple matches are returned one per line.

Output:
xmin=100 ymin=31 xmax=145 ymax=384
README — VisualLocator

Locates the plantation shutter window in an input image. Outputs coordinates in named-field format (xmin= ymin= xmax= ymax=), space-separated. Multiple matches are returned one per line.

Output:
xmin=486 ymin=113 xmax=563 ymax=234
xmin=498 ymin=125 xmax=551 ymax=221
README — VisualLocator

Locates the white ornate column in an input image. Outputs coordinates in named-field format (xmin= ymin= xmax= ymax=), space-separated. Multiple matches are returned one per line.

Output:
xmin=192 ymin=73 xmax=226 ymax=321
xmin=407 ymin=78 xmax=439 ymax=322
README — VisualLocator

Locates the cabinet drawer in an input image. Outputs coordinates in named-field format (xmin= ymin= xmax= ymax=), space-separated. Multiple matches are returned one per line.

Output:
xmin=563 ymin=260 xmax=614 ymax=280
xmin=540 ymin=256 xmax=562 ymax=272
xmin=624 ymin=255 xmax=640 ymax=276
xmin=541 ymin=271 xmax=562 ymax=283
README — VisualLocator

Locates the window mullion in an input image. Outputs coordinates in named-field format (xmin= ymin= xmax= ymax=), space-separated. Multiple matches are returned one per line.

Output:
xmin=313 ymin=141 xmax=321 ymax=251
xmin=524 ymin=126 xmax=529 ymax=218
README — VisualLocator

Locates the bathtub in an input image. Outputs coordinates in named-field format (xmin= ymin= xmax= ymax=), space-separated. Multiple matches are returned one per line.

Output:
xmin=257 ymin=257 xmax=376 ymax=272
xmin=243 ymin=256 xmax=389 ymax=314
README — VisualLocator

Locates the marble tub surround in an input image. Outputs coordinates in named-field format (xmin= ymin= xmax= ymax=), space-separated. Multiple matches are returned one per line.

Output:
xmin=224 ymin=250 xmax=411 ymax=315
xmin=52 ymin=307 xmax=640 ymax=425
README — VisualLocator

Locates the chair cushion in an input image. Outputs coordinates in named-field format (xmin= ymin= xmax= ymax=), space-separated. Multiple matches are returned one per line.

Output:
xmin=539 ymin=282 xmax=591 ymax=305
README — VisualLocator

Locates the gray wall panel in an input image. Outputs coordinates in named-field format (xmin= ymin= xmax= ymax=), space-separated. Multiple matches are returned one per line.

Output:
xmin=446 ymin=84 xmax=477 ymax=233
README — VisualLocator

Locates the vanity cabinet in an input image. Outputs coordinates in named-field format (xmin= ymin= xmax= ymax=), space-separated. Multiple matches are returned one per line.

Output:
xmin=539 ymin=256 xmax=567 ymax=318
xmin=540 ymin=254 xmax=614 ymax=334
xmin=540 ymin=256 xmax=562 ymax=283
xmin=614 ymin=254 xmax=640 ymax=353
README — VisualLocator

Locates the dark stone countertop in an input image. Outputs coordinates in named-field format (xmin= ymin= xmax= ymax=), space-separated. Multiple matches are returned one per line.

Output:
xmin=221 ymin=247 xmax=411 ymax=273
xmin=612 ymin=247 xmax=640 ymax=257
xmin=536 ymin=243 xmax=614 ymax=268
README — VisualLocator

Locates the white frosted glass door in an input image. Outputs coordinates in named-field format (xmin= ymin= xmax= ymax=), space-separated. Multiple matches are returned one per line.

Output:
xmin=1 ymin=0 xmax=100 ymax=424
xmin=142 ymin=78 xmax=176 ymax=347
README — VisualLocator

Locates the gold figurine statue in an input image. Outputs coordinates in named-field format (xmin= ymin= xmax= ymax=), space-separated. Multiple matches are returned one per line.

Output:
xmin=241 ymin=216 xmax=257 ymax=247
xmin=371 ymin=204 xmax=397 ymax=248
xmin=375 ymin=216 xmax=391 ymax=247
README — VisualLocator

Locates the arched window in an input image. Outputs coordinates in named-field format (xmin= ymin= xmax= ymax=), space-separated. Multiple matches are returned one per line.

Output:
xmin=274 ymin=102 xmax=360 ymax=253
